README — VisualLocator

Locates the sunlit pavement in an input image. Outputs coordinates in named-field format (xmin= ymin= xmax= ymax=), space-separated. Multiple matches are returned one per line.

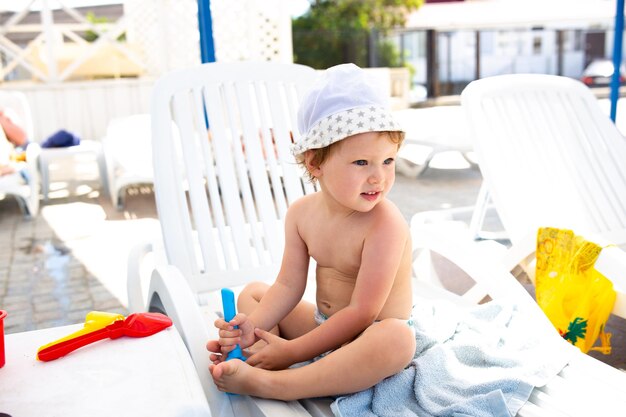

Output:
xmin=0 ymin=182 xmax=159 ymax=334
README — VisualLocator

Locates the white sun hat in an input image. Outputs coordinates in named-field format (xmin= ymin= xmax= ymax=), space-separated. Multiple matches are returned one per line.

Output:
xmin=292 ymin=63 xmax=404 ymax=157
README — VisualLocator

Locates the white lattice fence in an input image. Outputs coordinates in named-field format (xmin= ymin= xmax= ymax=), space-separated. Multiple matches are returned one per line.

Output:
xmin=124 ymin=0 xmax=293 ymax=74
xmin=0 ymin=1 xmax=146 ymax=82
xmin=210 ymin=0 xmax=293 ymax=63
xmin=123 ymin=0 xmax=201 ymax=76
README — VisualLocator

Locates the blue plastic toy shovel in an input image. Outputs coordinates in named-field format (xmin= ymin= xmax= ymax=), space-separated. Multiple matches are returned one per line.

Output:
xmin=220 ymin=288 xmax=245 ymax=361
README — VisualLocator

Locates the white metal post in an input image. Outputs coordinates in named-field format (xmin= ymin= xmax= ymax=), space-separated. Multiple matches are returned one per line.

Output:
xmin=40 ymin=0 xmax=58 ymax=82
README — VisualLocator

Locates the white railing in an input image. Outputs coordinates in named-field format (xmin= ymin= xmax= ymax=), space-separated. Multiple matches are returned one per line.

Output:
xmin=0 ymin=0 xmax=147 ymax=83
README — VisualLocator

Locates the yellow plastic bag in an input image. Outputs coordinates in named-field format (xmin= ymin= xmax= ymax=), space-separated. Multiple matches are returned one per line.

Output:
xmin=535 ymin=227 xmax=616 ymax=354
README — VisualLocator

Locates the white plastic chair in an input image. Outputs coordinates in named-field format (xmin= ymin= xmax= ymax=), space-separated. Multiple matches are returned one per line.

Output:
xmin=460 ymin=74 xmax=626 ymax=317
xmin=408 ymin=74 xmax=626 ymax=414
xmin=102 ymin=114 xmax=153 ymax=209
xmin=464 ymin=74 xmax=626 ymax=244
xmin=127 ymin=62 xmax=319 ymax=417
xmin=0 ymin=91 xmax=40 ymax=217
xmin=2 ymin=88 xmax=105 ymax=203
xmin=38 ymin=139 xmax=108 ymax=202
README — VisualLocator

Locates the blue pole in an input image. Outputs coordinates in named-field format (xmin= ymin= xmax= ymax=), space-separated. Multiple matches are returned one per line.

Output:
xmin=610 ymin=0 xmax=624 ymax=122
xmin=197 ymin=0 xmax=216 ymax=63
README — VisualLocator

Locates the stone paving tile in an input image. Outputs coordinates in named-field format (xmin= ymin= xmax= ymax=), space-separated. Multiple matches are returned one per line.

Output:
xmin=0 ymin=195 xmax=131 ymax=334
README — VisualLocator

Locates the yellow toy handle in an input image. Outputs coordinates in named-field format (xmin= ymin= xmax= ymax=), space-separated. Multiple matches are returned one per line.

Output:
xmin=38 ymin=311 xmax=124 ymax=353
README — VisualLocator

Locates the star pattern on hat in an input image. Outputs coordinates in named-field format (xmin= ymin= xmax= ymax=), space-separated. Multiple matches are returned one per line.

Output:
xmin=291 ymin=105 xmax=403 ymax=156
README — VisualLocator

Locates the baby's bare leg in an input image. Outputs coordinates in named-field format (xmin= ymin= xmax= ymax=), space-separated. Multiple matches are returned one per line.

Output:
xmin=237 ymin=281 xmax=317 ymax=339
xmin=210 ymin=318 xmax=416 ymax=400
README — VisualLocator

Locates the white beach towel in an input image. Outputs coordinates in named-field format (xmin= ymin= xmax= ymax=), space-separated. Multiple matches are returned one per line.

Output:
xmin=332 ymin=296 xmax=577 ymax=417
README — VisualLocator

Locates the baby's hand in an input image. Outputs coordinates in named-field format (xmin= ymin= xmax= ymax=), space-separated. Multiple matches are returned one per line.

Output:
xmin=245 ymin=328 xmax=294 ymax=370
xmin=207 ymin=313 xmax=254 ymax=364
xmin=215 ymin=313 xmax=256 ymax=351
xmin=206 ymin=339 xmax=226 ymax=365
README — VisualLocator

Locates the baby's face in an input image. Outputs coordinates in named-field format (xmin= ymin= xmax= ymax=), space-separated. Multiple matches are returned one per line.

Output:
xmin=317 ymin=131 xmax=398 ymax=212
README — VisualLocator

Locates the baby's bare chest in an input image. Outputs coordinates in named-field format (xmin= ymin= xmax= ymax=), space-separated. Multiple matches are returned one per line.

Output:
xmin=302 ymin=220 xmax=365 ymax=271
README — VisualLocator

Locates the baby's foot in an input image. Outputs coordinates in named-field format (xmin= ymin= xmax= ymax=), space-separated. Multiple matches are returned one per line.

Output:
xmin=210 ymin=359 xmax=273 ymax=397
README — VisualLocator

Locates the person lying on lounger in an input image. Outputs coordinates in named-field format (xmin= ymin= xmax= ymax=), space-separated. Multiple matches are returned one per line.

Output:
xmin=0 ymin=107 xmax=28 ymax=149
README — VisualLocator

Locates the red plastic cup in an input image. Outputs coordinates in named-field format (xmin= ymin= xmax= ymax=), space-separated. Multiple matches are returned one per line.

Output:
xmin=0 ymin=310 xmax=6 ymax=368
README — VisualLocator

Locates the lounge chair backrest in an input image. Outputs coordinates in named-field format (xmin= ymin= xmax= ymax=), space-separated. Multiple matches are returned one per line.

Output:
xmin=462 ymin=74 xmax=626 ymax=244
xmin=151 ymin=62 xmax=318 ymax=296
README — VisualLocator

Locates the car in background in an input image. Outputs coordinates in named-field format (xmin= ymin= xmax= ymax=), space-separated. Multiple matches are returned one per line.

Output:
xmin=581 ymin=59 xmax=626 ymax=87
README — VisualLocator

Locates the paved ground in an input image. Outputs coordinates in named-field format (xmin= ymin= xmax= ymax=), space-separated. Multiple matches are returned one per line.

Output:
xmin=1 ymin=163 xmax=625 ymax=370
xmin=0 ymin=184 xmax=158 ymax=333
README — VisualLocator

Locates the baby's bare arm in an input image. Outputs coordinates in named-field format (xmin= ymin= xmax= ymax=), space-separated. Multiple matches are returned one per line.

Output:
xmin=247 ymin=201 xmax=310 ymax=333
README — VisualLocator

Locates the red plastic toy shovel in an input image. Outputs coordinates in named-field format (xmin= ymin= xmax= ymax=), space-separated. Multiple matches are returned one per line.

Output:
xmin=37 ymin=312 xmax=173 ymax=362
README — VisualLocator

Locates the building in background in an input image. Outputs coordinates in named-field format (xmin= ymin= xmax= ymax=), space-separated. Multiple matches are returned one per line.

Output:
xmin=388 ymin=0 xmax=621 ymax=97
xmin=0 ymin=0 xmax=621 ymax=100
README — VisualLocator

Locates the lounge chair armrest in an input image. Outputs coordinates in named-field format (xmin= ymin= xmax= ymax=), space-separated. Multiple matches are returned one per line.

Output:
xmin=25 ymin=142 xmax=41 ymax=172
xmin=146 ymin=267 xmax=315 ymax=417
xmin=500 ymin=232 xmax=537 ymax=281
xmin=127 ymin=240 xmax=156 ymax=312
xmin=23 ymin=142 xmax=41 ymax=216
xmin=410 ymin=206 xmax=474 ymax=231
xmin=146 ymin=265 xmax=222 ymax=410
xmin=412 ymin=224 xmax=533 ymax=305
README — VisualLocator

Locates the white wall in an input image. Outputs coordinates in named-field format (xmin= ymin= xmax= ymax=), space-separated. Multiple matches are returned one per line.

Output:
xmin=1 ymin=77 xmax=154 ymax=142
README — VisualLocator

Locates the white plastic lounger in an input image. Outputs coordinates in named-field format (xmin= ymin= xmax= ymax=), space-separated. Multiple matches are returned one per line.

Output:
xmin=130 ymin=63 xmax=626 ymax=417
xmin=461 ymin=74 xmax=626 ymax=318
xmin=102 ymin=114 xmax=153 ymax=209
xmin=127 ymin=62 xmax=319 ymax=417
xmin=0 ymin=90 xmax=40 ymax=217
